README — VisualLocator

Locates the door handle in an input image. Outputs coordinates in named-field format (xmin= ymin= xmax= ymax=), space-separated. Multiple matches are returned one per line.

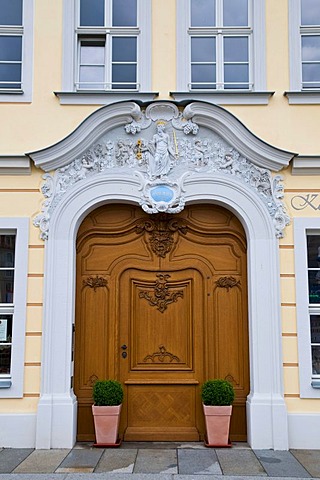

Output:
xmin=121 ymin=344 xmax=127 ymax=350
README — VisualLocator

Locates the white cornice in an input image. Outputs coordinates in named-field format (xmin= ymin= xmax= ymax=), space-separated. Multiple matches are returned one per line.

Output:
xmin=29 ymin=102 xmax=143 ymax=172
xmin=292 ymin=156 xmax=320 ymax=175
xmin=183 ymin=102 xmax=296 ymax=171
xmin=0 ymin=156 xmax=31 ymax=175
xmin=29 ymin=101 xmax=296 ymax=173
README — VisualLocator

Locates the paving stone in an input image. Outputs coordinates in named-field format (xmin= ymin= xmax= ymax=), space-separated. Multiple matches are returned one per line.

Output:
xmin=65 ymin=474 xmax=173 ymax=480
xmin=95 ymin=448 xmax=137 ymax=473
xmin=55 ymin=447 xmax=104 ymax=473
xmin=291 ymin=449 xmax=320 ymax=478
xmin=0 ymin=475 xmax=66 ymax=480
xmin=13 ymin=448 xmax=69 ymax=473
xmin=178 ymin=448 xmax=222 ymax=475
xmin=216 ymin=448 xmax=267 ymax=476
xmin=254 ymin=449 xmax=312 ymax=478
xmin=134 ymin=448 xmax=177 ymax=474
xmin=0 ymin=449 xmax=34 ymax=473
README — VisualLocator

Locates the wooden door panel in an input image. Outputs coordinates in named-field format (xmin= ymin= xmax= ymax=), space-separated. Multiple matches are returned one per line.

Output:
xmin=125 ymin=385 xmax=199 ymax=441
xmin=119 ymin=268 xmax=203 ymax=440
xmin=75 ymin=204 xmax=249 ymax=442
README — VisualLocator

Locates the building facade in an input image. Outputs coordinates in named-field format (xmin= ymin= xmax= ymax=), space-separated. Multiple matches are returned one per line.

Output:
xmin=0 ymin=0 xmax=320 ymax=449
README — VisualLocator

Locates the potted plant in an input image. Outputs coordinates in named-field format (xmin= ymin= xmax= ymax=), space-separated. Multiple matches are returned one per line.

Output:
xmin=201 ymin=379 xmax=235 ymax=447
xmin=92 ymin=379 xmax=124 ymax=446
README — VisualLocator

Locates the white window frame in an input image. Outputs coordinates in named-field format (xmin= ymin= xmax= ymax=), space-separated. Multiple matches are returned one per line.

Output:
xmin=0 ymin=218 xmax=28 ymax=398
xmin=62 ymin=0 xmax=151 ymax=95
xmin=0 ymin=0 xmax=34 ymax=103
xmin=294 ymin=217 xmax=320 ymax=398
xmin=287 ymin=0 xmax=320 ymax=103
xmin=176 ymin=0 xmax=266 ymax=99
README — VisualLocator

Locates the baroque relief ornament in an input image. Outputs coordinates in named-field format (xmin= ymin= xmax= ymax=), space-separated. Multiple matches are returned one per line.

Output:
xmin=34 ymin=102 xmax=290 ymax=240
xmin=139 ymin=273 xmax=184 ymax=313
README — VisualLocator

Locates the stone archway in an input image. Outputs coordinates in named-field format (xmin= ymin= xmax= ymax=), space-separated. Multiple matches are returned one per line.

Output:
xmin=30 ymin=101 xmax=294 ymax=449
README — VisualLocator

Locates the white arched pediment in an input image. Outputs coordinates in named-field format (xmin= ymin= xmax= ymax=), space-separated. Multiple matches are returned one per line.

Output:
xmin=31 ymin=102 xmax=291 ymax=450
xmin=30 ymin=101 xmax=295 ymax=240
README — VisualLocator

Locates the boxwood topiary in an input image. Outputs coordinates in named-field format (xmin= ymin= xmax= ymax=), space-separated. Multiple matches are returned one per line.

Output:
xmin=92 ymin=380 xmax=124 ymax=406
xmin=201 ymin=379 xmax=235 ymax=406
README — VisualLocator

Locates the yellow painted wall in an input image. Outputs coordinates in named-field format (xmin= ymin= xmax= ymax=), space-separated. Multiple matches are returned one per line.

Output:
xmin=0 ymin=0 xmax=319 ymax=416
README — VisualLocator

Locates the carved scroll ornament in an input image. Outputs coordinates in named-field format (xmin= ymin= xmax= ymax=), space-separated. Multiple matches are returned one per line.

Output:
xmin=139 ymin=273 xmax=183 ymax=313
xmin=143 ymin=345 xmax=180 ymax=363
xmin=216 ymin=276 xmax=240 ymax=292
xmin=83 ymin=275 xmax=108 ymax=291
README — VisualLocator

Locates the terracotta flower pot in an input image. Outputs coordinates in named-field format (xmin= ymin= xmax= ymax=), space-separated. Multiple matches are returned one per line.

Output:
xmin=92 ymin=404 xmax=122 ymax=445
xmin=203 ymin=404 xmax=232 ymax=446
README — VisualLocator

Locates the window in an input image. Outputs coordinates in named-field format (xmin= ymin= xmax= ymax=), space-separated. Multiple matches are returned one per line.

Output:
xmin=294 ymin=219 xmax=320 ymax=398
xmin=306 ymin=233 xmax=320 ymax=381
xmin=0 ymin=0 xmax=33 ymax=102
xmin=189 ymin=0 xmax=250 ymax=90
xmin=288 ymin=0 xmax=320 ymax=102
xmin=77 ymin=0 xmax=138 ymax=90
xmin=0 ymin=219 xmax=28 ymax=397
xmin=175 ymin=0 xmax=267 ymax=103
xmin=301 ymin=0 xmax=320 ymax=89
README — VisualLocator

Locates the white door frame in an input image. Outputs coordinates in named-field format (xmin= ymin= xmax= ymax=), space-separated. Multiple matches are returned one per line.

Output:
xmin=31 ymin=102 xmax=292 ymax=449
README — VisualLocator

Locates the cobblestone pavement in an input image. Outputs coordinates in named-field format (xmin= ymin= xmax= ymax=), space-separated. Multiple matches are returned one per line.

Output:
xmin=0 ymin=442 xmax=319 ymax=479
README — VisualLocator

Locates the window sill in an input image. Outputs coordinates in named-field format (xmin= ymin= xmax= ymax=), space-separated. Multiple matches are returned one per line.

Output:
xmin=0 ymin=379 xmax=12 ymax=389
xmin=292 ymin=155 xmax=320 ymax=175
xmin=170 ymin=91 xmax=274 ymax=105
xmin=284 ymin=91 xmax=320 ymax=104
xmin=0 ymin=156 xmax=31 ymax=175
xmin=0 ymin=89 xmax=32 ymax=103
xmin=311 ymin=379 xmax=320 ymax=389
xmin=54 ymin=91 xmax=159 ymax=105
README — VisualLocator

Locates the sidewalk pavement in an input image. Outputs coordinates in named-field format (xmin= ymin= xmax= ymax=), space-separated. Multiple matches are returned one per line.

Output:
xmin=0 ymin=442 xmax=319 ymax=479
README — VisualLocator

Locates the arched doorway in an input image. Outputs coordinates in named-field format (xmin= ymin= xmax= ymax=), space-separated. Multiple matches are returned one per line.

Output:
xmin=74 ymin=203 xmax=249 ymax=442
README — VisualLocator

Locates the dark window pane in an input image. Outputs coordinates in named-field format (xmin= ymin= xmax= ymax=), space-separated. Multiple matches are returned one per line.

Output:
xmin=308 ymin=270 xmax=320 ymax=303
xmin=112 ymin=64 xmax=136 ymax=88
xmin=302 ymin=36 xmax=320 ymax=61
xmin=223 ymin=0 xmax=248 ymax=26
xmin=301 ymin=0 xmax=320 ymax=25
xmin=191 ymin=37 xmax=216 ymax=62
xmin=302 ymin=64 xmax=320 ymax=88
xmin=191 ymin=0 xmax=215 ymax=26
xmin=113 ymin=0 xmax=137 ymax=26
xmin=80 ymin=0 xmax=104 ymax=26
xmin=311 ymin=315 xmax=320 ymax=343
xmin=191 ymin=64 xmax=216 ymax=88
xmin=224 ymin=37 xmax=248 ymax=62
xmin=0 ymin=235 xmax=15 ymax=268
xmin=112 ymin=37 xmax=137 ymax=62
xmin=224 ymin=64 xmax=249 ymax=87
xmin=312 ymin=346 xmax=320 ymax=375
xmin=0 ymin=64 xmax=21 ymax=86
xmin=0 ymin=345 xmax=11 ymax=374
xmin=307 ymin=235 xmax=320 ymax=268
xmin=0 ymin=271 xmax=14 ymax=303
xmin=0 ymin=315 xmax=12 ymax=343
xmin=0 ymin=36 xmax=22 ymax=62
xmin=0 ymin=0 xmax=22 ymax=26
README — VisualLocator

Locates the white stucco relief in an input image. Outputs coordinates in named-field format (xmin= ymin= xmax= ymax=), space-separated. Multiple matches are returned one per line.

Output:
xmin=34 ymin=102 xmax=290 ymax=240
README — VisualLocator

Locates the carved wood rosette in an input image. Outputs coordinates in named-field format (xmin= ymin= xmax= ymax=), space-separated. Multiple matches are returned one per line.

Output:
xmin=136 ymin=213 xmax=187 ymax=258
xmin=215 ymin=276 xmax=240 ymax=292
xmin=143 ymin=345 xmax=180 ymax=363
xmin=139 ymin=273 xmax=184 ymax=313
xmin=83 ymin=275 xmax=108 ymax=292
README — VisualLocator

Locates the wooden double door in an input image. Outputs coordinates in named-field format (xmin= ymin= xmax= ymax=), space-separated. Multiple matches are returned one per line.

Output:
xmin=74 ymin=204 xmax=249 ymax=442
